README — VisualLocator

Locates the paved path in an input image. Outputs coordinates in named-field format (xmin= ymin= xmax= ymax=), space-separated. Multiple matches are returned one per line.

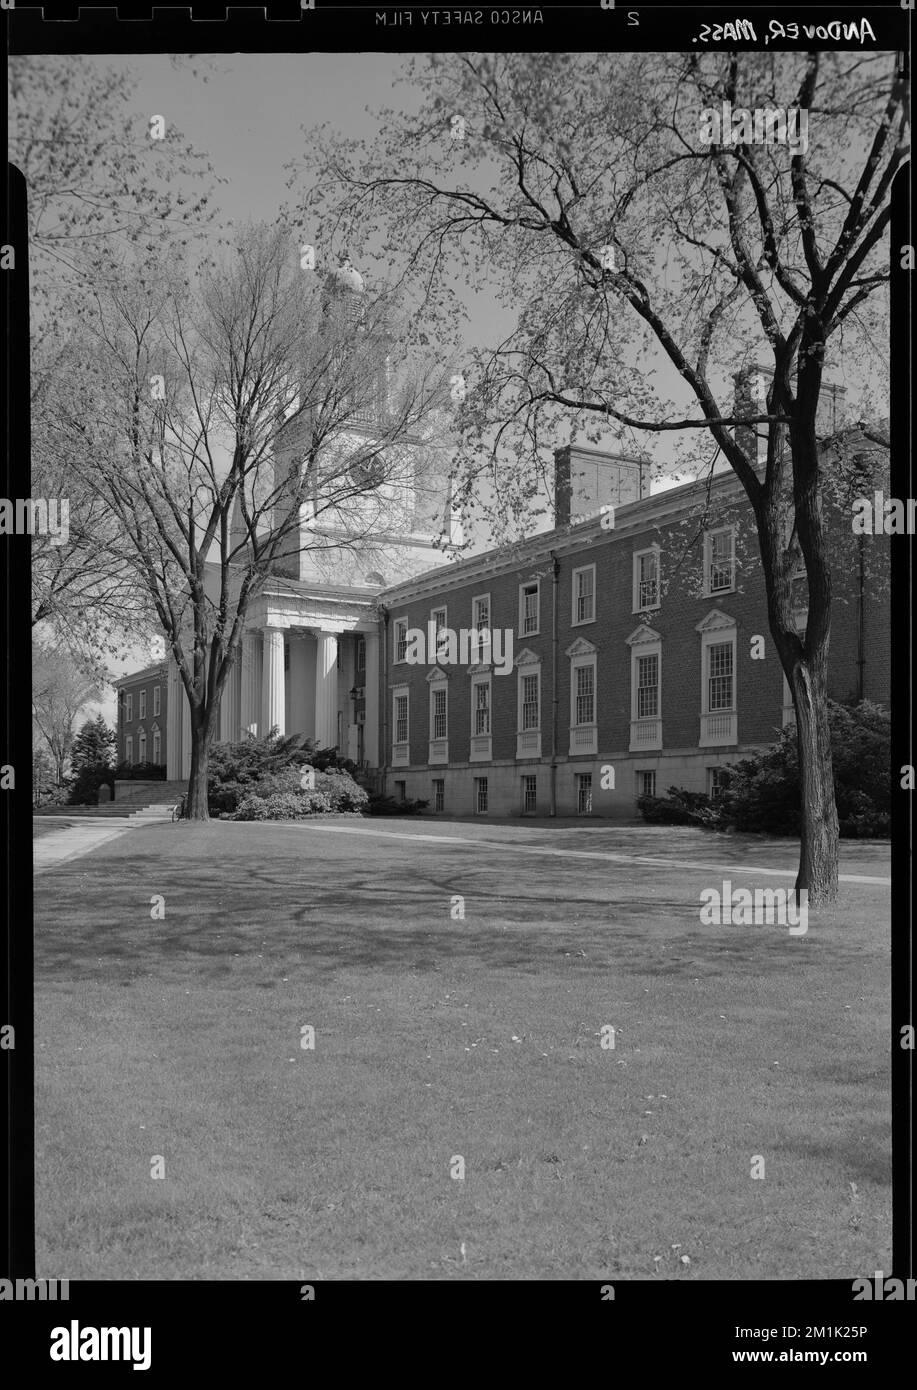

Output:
xmin=33 ymin=815 xmax=169 ymax=873
xmin=264 ymin=821 xmax=891 ymax=887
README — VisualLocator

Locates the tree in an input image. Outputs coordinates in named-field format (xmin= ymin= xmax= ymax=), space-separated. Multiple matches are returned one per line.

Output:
xmin=66 ymin=223 xmax=450 ymax=820
xmin=10 ymin=56 xmax=216 ymax=665
xmin=31 ymin=643 xmax=99 ymax=786
xmin=296 ymin=52 xmax=905 ymax=903
xmin=70 ymin=715 xmax=117 ymax=777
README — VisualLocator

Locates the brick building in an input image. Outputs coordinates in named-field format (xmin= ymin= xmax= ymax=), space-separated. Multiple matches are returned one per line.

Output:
xmin=374 ymin=440 xmax=889 ymax=818
xmin=114 ymin=663 xmax=168 ymax=769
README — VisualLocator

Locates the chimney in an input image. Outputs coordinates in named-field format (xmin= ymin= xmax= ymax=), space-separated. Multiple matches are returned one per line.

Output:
xmin=553 ymin=444 xmax=644 ymax=527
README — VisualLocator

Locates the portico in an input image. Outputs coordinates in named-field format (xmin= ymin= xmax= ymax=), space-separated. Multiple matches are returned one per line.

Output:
xmin=166 ymin=586 xmax=381 ymax=779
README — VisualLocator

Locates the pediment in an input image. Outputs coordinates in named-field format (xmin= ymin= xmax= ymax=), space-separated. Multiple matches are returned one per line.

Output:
xmin=695 ymin=608 xmax=736 ymax=634
xmin=514 ymin=647 xmax=542 ymax=668
xmin=565 ymin=636 xmax=597 ymax=658
xmin=625 ymin=625 xmax=662 ymax=647
xmin=425 ymin=665 xmax=450 ymax=683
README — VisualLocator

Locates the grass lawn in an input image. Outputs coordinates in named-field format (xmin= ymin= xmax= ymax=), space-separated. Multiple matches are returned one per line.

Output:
xmin=34 ymin=818 xmax=891 ymax=1280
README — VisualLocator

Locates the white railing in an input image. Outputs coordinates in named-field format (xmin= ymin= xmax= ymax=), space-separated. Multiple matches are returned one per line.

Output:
xmin=629 ymin=717 xmax=662 ymax=752
xmin=699 ymin=710 xmax=736 ymax=746
xmin=516 ymin=729 xmax=541 ymax=759
xmin=428 ymin=738 xmax=449 ymax=765
xmin=469 ymin=734 xmax=492 ymax=762
xmin=569 ymin=724 xmax=598 ymax=755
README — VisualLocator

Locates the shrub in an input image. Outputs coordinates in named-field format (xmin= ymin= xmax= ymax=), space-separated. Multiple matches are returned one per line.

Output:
xmin=113 ymin=761 xmax=166 ymax=781
xmin=67 ymin=766 xmax=115 ymax=805
xmin=639 ymin=700 xmax=890 ymax=838
xmin=229 ymin=764 xmax=369 ymax=820
xmin=366 ymin=792 xmax=430 ymax=816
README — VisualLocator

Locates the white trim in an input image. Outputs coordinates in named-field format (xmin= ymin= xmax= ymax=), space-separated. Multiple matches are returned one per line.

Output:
xmin=392 ymin=614 xmax=409 ymax=665
xmin=471 ymin=591 xmax=492 ymax=665
xmin=517 ymin=660 xmax=542 ymax=759
xmin=392 ymin=684 xmax=410 ymax=765
xmin=569 ymin=648 xmax=597 ymax=756
xmin=699 ymin=619 xmax=737 ymax=747
xmin=565 ymin=635 xmax=597 ymax=658
xmin=152 ymin=684 xmax=161 ymax=717
xmin=703 ymin=524 xmax=737 ymax=597
xmin=518 ymin=579 xmax=540 ymax=636
xmin=629 ymin=634 xmax=662 ymax=752
xmin=428 ymin=675 xmax=448 ymax=764
xmin=571 ymin=562 xmax=596 ymax=626
xmin=470 ymin=672 xmax=492 ymax=762
xmin=632 ymin=544 xmax=661 ymax=613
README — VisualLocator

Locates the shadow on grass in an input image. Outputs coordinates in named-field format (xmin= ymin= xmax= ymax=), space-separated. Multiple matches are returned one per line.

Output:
xmin=34 ymin=823 xmax=871 ymax=987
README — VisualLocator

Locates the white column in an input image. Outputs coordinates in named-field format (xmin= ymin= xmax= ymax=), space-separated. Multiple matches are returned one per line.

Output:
xmin=363 ymin=630 xmax=380 ymax=767
xmin=219 ymin=647 xmax=241 ymax=743
xmin=262 ymin=627 xmax=286 ymax=737
xmin=240 ymin=630 xmax=262 ymax=738
xmin=181 ymin=679 xmax=192 ymax=778
xmin=314 ymin=631 xmax=339 ymax=750
xmin=166 ymin=657 xmax=182 ymax=779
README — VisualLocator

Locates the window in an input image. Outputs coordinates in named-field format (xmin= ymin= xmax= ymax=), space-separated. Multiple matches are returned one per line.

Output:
xmin=473 ymin=679 xmax=491 ymax=736
xmin=521 ymin=671 xmax=540 ymax=730
xmin=152 ymin=729 xmax=161 ymax=765
xmin=356 ymin=637 xmax=366 ymax=675
xmin=705 ymin=527 xmax=735 ymax=594
xmin=636 ymin=653 xmax=659 ymax=719
xmin=138 ymin=730 xmax=147 ymax=762
xmin=125 ymin=735 xmax=133 ymax=764
xmin=139 ymin=690 xmax=147 ymax=719
xmin=572 ymin=565 xmax=596 ymax=624
xmin=395 ymin=780 xmax=406 ymax=803
xmin=474 ymin=777 xmax=488 ymax=814
xmin=519 ymin=581 xmax=540 ymax=635
xmin=633 ymin=548 xmax=660 ymax=611
xmin=431 ymin=606 xmax=448 ymax=660
xmin=431 ymin=685 xmax=447 ymax=740
xmin=708 ymin=767 xmax=730 ymax=800
xmin=125 ymin=693 xmax=133 ymax=722
xmin=576 ymin=772 xmax=593 ymax=815
xmin=153 ymin=685 xmax=161 ymax=717
xmin=522 ymin=774 xmax=537 ymax=814
xmin=574 ymin=663 xmax=595 ymax=725
xmin=472 ymin=594 xmax=491 ymax=661
xmin=394 ymin=617 xmax=409 ymax=663
xmin=707 ymin=641 xmax=734 ymax=711
xmin=636 ymin=770 xmax=656 ymax=798
xmin=432 ymin=778 xmax=445 ymax=812
xmin=394 ymin=692 xmax=409 ymax=744
xmin=696 ymin=612 xmax=738 ymax=747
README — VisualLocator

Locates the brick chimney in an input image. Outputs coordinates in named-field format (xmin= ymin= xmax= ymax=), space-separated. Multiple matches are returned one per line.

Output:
xmin=553 ymin=444 xmax=644 ymax=527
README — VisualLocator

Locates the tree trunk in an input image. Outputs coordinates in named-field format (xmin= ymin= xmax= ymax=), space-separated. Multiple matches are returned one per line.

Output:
xmin=186 ymin=708 xmax=213 ymax=821
xmin=789 ymin=648 xmax=839 ymax=905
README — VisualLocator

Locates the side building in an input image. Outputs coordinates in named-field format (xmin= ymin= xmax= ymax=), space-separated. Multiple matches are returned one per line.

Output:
xmin=114 ymin=663 xmax=168 ymax=770
xmin=376 ymin=440 xmax=889 ymax=818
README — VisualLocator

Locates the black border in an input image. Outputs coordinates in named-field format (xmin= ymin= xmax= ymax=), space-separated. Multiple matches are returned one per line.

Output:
xmin=3 ymin=1 xmax=912 ymax=1367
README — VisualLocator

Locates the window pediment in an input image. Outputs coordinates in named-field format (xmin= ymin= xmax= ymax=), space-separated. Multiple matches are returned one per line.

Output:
xmin=425 ymin=666 xmax=450 ymax=683
xmin=695 ymin=608 xmax=736 ymax=634
xmin=625 ymin=625 xmax=662 ymax=647
xmin=514 ymin=647 xmax=541 ymax=668
xmin=565 ymin=636 xmax=597 ymax=658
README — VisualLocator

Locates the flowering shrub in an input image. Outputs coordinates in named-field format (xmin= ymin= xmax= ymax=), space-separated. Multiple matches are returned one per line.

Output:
xmin=230 ymin=765 xmax=369 ymax=820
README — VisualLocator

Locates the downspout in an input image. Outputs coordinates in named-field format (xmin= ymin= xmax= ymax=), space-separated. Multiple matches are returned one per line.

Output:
xmin=856 ymin=534 xmax=866 ymax=700
xmin=550 ymin=552 xmax=560 ymax=817
xmin=378 ymin=603 xmax=389 ymax=793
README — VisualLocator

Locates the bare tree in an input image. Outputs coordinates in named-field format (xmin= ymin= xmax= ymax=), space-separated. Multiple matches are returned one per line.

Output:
xmin=63 ymin=224 xmax=450 ymax=819
xmin=32 ymin=642 xmax=99 ymax=787
xmin=295 ymin=51 xmax=906 ymax=903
